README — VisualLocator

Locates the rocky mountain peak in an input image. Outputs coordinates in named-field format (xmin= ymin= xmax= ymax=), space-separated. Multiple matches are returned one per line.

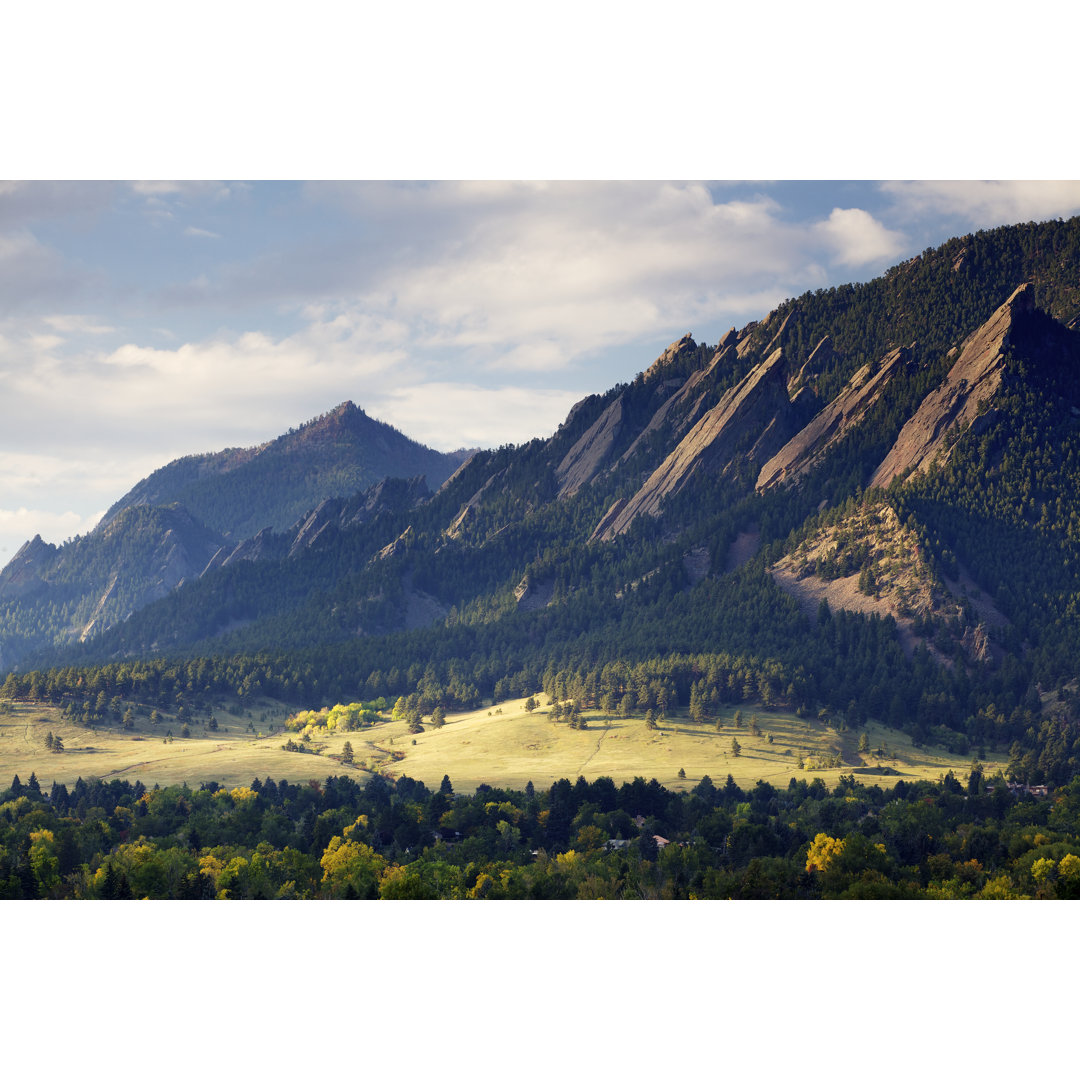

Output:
xmin=869 ymin=283 xmax=1035 ymax=489
xmin=644 ymin=334 xmax=698 ymax=379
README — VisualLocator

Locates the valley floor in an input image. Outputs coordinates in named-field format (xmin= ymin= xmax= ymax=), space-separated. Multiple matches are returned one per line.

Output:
xmin=0 ymin=696 xmax=1003 ymax=794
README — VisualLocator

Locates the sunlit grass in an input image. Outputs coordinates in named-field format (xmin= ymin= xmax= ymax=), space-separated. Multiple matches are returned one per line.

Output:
xmin=0 ymin=696 xmax=1004 ymax=794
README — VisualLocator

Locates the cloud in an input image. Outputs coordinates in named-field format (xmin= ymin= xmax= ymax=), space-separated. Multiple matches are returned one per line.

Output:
xmin=0 ymin=229 xmax=90 ymax=313
xmin=185 ymin=226 xmax=220 ymax=239
xmin=129 ymin=181 xmax=236 ymax=200
xmin=0 ymin=506 xmax=105 ymax=555
xmin=0 ymin=506 xmax=104 ymax=542
xmin=42 ymin=314 xmax=117 ymax=335
xmin=370 ymin=382 xmax=584 ymax=452
xmin=2 ymin=311 xmax=412 ymax=473
xmin=814 ymin=207 xmax=908 ymax=267
xmin=881 ymin=181 xmax=1080 ymax=231
xmin=0 ymin=181 xmax=115 ymax=227
xmin=287 ymin=183 xmax=828 ymax=367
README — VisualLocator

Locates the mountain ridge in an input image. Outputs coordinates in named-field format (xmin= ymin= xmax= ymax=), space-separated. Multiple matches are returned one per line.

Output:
xmin=5 ymin=216 xmax=1080 ymax=789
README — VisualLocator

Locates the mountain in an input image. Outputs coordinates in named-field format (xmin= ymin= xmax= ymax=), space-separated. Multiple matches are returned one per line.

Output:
xmin=0 ymin=405 xmax=470 ymax=667
xmin=6 ymin=216 xmax=1080 ymax=785
xmin=99 ymin=400 xmax=472 ymax=539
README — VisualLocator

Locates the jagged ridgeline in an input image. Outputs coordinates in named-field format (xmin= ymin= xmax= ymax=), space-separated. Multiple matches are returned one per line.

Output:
xmin=0 ymin=404 xmax=469 ymax=668
xmin=4 ymin=217 xmax=1080 ymax=773
xmin=100 ymin=401 xmax=470 ymax=538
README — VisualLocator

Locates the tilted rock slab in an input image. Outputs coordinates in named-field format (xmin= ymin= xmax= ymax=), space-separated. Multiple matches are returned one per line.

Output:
xmin=757 ymin=346 xmax=909 ymax=491
xmin=869 ymin=283 xmax=1033 ymax=488
xmin=556 ymin=394 xmax=625 ymax=497
xmin=594 ymin=348 xmax=791 ymax=540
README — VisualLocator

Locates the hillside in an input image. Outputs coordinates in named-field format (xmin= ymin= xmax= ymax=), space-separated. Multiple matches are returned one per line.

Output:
xmin=99 ymin=401 xmax=472 ymax=539
xmin=0 ymin=404 xmax=468 ymax=667
xmin=5 ymin=216 xmax=1080 ymax=791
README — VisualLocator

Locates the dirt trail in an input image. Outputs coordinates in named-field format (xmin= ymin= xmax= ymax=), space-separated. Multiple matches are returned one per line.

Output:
xmin=576 ymin=716 xmax=613 ymax=773
xmin=100 ymin=760 xmax=159 ymax=778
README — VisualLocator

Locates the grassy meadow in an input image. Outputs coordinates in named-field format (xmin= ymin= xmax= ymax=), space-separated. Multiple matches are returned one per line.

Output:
xmin=0 ymin=695 xmax=1003 ymax=794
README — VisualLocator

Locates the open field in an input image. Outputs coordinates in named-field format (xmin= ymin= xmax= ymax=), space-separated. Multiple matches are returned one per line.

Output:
xmin=0 ymin=699 xmax=332 ymax=790
xmin=0 ymin=695 xmax=1005 ymax=794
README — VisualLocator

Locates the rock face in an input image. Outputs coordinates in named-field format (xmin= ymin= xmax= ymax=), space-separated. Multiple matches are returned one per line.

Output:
xmin=594 ymin=348 xmax=792 ymax=540
xmin=787 ymin=335 xmax=833 ymax=396
xmin=341 ymin=475 xmax=430 ymax=528
xmin=378 ymin=526 xmax=413 ymax=561
xmin=643 ymin=333 xmax=698 ymax=380
xmin=556 ymin=395 xmax=625 ymax=497
xmin=870 ymin=284 xmax=1033 ymax=488
xmin=289 ymin=497 xmax=344 ymax=558
xmin=514 ymin=572 xmax=555 ymax=611
xmin=757 ymin=347 xmax=910 ymax=491
xmin=618 ymin=335 xmax=740 ymax=466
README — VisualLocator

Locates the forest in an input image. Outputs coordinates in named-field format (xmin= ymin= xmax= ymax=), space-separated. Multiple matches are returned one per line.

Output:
xmin=3 ymin=765 xmax=1077 ymax=899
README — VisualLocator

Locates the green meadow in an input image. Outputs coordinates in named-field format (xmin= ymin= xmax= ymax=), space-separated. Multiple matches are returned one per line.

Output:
xmin=0 ymin=695 xmax=1003 ymax=794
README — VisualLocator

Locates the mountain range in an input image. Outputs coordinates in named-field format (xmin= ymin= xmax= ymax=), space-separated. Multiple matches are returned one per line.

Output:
xmin=0 ymin=404 xmax=470 ymax=668
xmin=5 ymin=216 xmax=1080 ymax=782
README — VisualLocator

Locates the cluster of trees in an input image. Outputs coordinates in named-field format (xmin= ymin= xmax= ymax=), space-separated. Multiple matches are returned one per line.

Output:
xmin=4 ymin=766 xmax=1080 ymax=899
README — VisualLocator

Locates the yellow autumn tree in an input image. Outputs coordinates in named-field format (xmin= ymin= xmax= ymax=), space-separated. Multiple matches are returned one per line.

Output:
xmin=320 ymin=836 xmax=387 ymax=899
xmin=805 ymin=833 xmax=846 ymax=874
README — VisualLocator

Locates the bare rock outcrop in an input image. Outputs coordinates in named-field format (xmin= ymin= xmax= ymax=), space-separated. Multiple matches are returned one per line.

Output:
xmin=595 ymin=348 xmax=791 ymax=540
xmin=787 ymin=335 xmax=833 ymax=396
xmin=378 ymin=526 xmax=413 ymax=561
xmin=514 ymin=572 xmax=556 ymax=611
xmin=618 ymin=334 xmax=740 ymax=466
xmin=446 ymin=469 xmax=506 ymax=538
xmin=757 ymin=347 xmax=910 ymax=491
xmin=341 ymin=475 xmax=430 ymax=528
xmin=289 ymin=497 xmax=343 ymax=557
xmin=556 ymin=395 xmax=625 ymax=497
xmin=589 ymin=498 xmax=628 ymax=542
xmin=870 ymin=284 xmax=1033 ymax=488
xmin=643 ymin=333 xmax=697 ymax=380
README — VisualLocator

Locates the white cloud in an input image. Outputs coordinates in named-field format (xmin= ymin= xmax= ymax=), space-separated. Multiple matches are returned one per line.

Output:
xmin=371 ymin=382 xmax=584 ymax=452
xmin=185 ymin=226 xmax=220 ymax=239
xmin=881 ymin=181 xmax=1080 ymax=230
xmin=297 ymin=182 xmax=827 ymax=368
xmin=815 ymin=208 xmax=908 ymax=267
xmin=42 ymin=314 xmax=117 ymax=335
xmin=130 ymin=180 xmax=235 ymax=200
xmin=0 ymin=506 xmax=105 ymax=555
xmin=2 ymin=312 xmax=412 ymax=481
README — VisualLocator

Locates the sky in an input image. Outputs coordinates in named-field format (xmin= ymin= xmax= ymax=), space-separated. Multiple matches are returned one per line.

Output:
xmin=3 ymin=178 xmax=1080 ymax=561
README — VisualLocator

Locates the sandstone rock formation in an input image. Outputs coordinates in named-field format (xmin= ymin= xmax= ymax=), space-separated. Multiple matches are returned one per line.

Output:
xmin=594 ymin=348 xmax=791 ymax=540
xmin=787 ymin=335 xmax=833 ymax=396
xmin=869 ymin=284 xmax=1033 ymax=488
xmin=757 ymin=347 xmax=910 ymax=491
xmin=556 ymin=395 xmax=625 ymax=497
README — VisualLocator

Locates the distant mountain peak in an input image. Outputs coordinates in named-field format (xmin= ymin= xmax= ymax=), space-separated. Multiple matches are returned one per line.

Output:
xmin=95 ymin=401 xmax=466 ymax=541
